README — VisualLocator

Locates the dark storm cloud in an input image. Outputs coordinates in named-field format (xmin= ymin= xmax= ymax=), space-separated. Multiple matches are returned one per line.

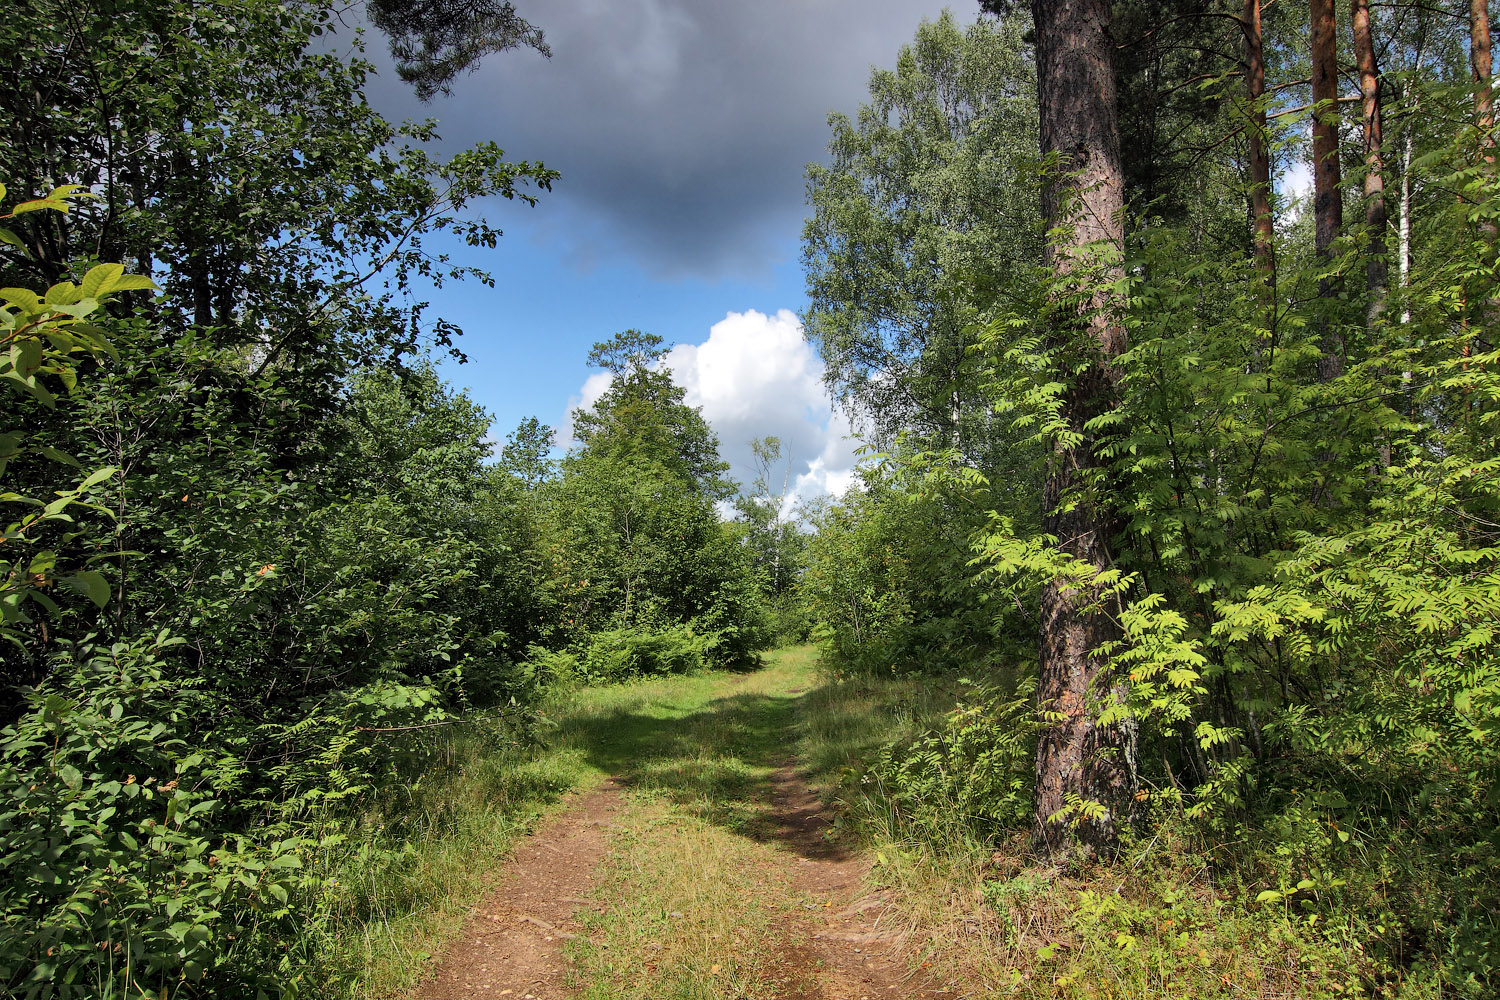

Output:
xmin=360 ymin=0 xmax=962 ymax=277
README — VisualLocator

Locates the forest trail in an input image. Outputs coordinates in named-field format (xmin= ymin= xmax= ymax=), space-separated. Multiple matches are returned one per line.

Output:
xmin=409 ymin=649 xmax=952 ymax=999
xmin=412 ymin=780 xmax=625 ymax=999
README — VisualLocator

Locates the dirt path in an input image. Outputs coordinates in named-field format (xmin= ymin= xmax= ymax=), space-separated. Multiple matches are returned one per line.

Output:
xmin=413 ymin=766 xmax=949 ymax=999
xmin=759 ymin=764 xmax=949 ymax=999
xmin=412 ymin=779 xmax=624 ymax=1000
xmin=408 ymin=651 xmax=958 ymax=998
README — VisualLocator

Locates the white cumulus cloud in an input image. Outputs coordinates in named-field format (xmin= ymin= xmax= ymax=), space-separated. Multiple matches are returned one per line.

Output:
xmin=558 ymin=370 xmax=614 ymax=448
xmin=562 ymin=308 xmax=861 ymax=509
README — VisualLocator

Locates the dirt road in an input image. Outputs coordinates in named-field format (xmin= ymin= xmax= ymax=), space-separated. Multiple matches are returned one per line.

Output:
xmin=409 ymin=651 xmax=954 ymax=999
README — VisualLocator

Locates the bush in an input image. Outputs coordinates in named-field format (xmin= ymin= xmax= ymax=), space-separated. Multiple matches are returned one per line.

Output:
xmin=0 ymin=638 xmax=310 ymax=999
xmin=802 ymin=450 xmax=1022 ymax=678
xmin=578 ymin=625 xmax=712 ymax=682
xmin=858 ymin=676 xmax=1039 ymax=847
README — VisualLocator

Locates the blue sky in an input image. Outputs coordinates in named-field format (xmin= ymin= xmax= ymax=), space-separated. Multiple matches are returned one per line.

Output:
xmin=415 ymin=220 xmax=806 ymax=451
xmin=354 ymin=0 xmax=963 ymax=500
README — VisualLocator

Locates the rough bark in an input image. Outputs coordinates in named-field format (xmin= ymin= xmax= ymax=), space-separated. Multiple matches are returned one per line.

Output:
xmin=1474 ymin=0 xmax=1497 ymax=258
xmin=1352 ymin=0 xmax=1388 ymax=318
xmin=1311 ymin=0 xmax=1345 ymax=381
xmin=1244 ymin=0 xmax=1275 ymax=286
xmin=1030 ymin=0 xmax=1136 ymax=857
xmin=1475 ymin=0 xmax=1494 ymax=148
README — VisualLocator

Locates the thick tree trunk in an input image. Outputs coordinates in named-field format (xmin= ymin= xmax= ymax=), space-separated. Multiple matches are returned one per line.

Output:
xmin=1352 ymin=0 xmax=1388 ymax=318
xmin=1030 ymin=0 xmax=1136 ymax=857
xmin=1311 ymin=0 xmax=1345 ymax=381
xmin=1244 ymin=0 xmax=1275 ymax=285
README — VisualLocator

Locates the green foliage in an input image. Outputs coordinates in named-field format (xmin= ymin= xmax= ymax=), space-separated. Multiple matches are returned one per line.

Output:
xmin=579 ymin=625 xmax=713 ymax=682
xmin=801 ymin=444 xmax=1021 ymax=676
xmin=863 ymin=676 xmax=1039 ymax=845
xmin=0 ymin=0 xmax=572 ymax=992
xmin=802 ymin=10 xmax=1041 ymax=457
xmin=731 ymin=436 xmax=811 ymax=644
xmin=367 ymin=0 xmax=550 ymax=102
xmin=499 ymin=416 xmax=558 ymax=487
xmin=0 ymin=0 xmax=555 ymax=373
xmin=549 ymin=334 xmax=769 ymax=669
xmin=799 ymin=5 xmax=1500 ymax=993
xmin=0 ymin=637 xmax=309 ymax=998
xmin=571 ymin=331 xmax=733 ymax=499
xmin=0 ymin=187 xmax=153 ymax=639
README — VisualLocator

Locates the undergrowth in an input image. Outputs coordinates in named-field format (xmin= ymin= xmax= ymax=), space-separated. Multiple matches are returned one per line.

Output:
xmin=801 ymin=656 xmax=1494 ymax=999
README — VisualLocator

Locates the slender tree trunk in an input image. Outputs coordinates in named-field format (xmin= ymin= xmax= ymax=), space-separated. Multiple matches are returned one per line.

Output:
xmin=1030 ymin=0 xmax=1136 ymax=857
xmin=1475 ymin=0 xmax=1494 ymax=146
xmin=1471 ymin=0 xmax=1499 ymax=335
xmin=1244 ymin=0 xmax=1275 ymax=286
xmin=1352 ymin=0 xmax=1388 ymax=319
xmin=1400 ymin=126 xmax=1412 ymax=325
xmin=1311 ymin=0 xmax=1346 ymax=381
xmin=1473 ymin=0 xmax=1498 ymax=263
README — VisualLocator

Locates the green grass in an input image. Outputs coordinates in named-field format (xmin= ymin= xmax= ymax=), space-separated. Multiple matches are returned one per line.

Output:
xmin=791 ymin=663 xmax=1401 ymax=1000
xmin=310 ymin=717 xmax=598 ymax=998
xmin=547 ymin=647 xmax=818 ymax=808
xmin=553 ymin=646 xmax=848 ymax=999
xmin=317 ymin=648 xmax=824 ymax=998
xmin=332 ymin=647 xmax=1480 ymax=1000
xmin=563 ymin=795 xmax=810 ymax=1000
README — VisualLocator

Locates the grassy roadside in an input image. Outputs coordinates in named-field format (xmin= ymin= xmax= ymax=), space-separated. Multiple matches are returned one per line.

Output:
xmin=312 ymin=715 xmax=598 ymax=998
xmin=325 ymin=646 xmax=1465 ymax=1000
xmin=793 ymin=666 xmax=1387 ymax=1000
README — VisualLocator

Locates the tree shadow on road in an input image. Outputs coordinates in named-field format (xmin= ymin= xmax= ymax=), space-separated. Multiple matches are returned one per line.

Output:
xmin=554 ymin=681 xmax=852 ymax=860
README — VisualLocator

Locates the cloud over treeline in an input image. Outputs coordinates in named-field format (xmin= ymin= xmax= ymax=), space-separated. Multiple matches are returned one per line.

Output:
xmin=563 ymin=309 xmax=860 ymax=506
xmin=360 ymin=0 xmax=960 ymax=276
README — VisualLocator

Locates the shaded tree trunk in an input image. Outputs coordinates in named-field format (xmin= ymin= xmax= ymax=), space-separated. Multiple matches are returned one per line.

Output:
xmin=1311 ymin=0 xmax=1345 ymax=381
xmin=1474 ymin=0 xmax=1497 ymax=256
xmin=1030 ymin=0 xmax=1137 ymax=857
xmin=1244 ymin=0 xmax=1275 ymax=286
xmin=1352 ymin=0 xmax=1388 ymax=318
xmin=1475 ymin=0 xmax=1494 ymax=147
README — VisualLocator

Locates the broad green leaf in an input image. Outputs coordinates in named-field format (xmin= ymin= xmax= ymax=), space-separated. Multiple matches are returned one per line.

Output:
xmin=61 ymin=571 xmax=110 ymax=608
xmin=35 ymin=446 xmax=79 ymax=468
xmin=80 ymin=264 xmax=124 ymax=299
xmin=11 ymin=198 xmax=69 ymax=215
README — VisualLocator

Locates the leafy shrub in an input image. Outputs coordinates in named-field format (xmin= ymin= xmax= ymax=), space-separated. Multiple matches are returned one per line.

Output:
xmin=0 ymin=638 xmax=310 ymax=999
xmin=579 ymin=625 xmax=712 ymax=682
xmin=860 ymin=677 xmax=1039 ymax=845
xmin=802 ymin=449 xmax=1024 ymax=678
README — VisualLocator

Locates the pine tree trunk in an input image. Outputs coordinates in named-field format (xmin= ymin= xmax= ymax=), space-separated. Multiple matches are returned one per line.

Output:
xmin=1473 ymin=0 xmax=1496 ymax=255
xmin=1400 ymin=127 xmax=1411 ymax=323
xmin=1311 ymin=0 xmax=1345 ymax=381
xmin=1353 ymin=0 xmax=1388 ymax=318
xmin=1030 ymin=0 xmax=1137 ymax=857
xmin=1244 ymin=0 xmax=1275 ymax=286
